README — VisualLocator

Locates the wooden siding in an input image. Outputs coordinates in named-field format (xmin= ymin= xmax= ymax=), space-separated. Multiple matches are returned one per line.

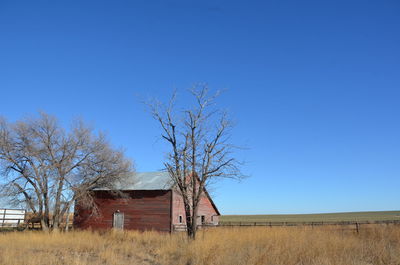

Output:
xmin=171 ymin=190 xmax=219 ymax=228
xmin=74 ymin=190 xmax=172 ymax=232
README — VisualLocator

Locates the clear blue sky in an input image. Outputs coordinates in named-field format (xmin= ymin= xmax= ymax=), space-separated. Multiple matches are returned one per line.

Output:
xmin=0 ymin=0 xmax=399 ymax=214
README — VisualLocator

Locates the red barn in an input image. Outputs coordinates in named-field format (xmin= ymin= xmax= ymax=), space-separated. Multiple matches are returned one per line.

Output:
xmin=73 ymin=172 xmax=220 ymax=232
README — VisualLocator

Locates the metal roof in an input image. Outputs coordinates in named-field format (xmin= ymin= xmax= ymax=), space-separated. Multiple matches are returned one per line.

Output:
xmin=95 ymin=171 xmax=174 ymax=191
xmin=94 ymin=171 xmax=221 ymax=215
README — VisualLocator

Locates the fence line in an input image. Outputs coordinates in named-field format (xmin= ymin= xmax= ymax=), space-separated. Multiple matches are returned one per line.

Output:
xmin=0 ymin=209 xmax=26 ymax=228
xmin=218 ymin=219 xmax=400 ymax=228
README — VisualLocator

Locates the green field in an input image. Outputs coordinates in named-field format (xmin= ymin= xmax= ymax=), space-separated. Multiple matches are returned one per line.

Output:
xmin=221 ymin=211 xmax=400 ymax=223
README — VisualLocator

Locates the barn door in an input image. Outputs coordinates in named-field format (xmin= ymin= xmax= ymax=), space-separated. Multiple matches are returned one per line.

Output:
xmin=113 ymin=212 xmax=124 ymax=230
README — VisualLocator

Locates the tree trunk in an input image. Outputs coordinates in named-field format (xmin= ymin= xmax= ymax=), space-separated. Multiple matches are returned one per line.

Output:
xmin=40 ymin=218 xmax=49 ymax=231
xmin=191 ymin=204 xmax=199 ymax=240
xmin=186 ymin=202 xmax=199 ymax=239
xmin=52 ymin=207 xmax=60 ymax=231
xmin=52 ymin=204 xmax=61 ymax=231
xmin=53 ymin=177 xmax=64 ymax=232
xmin=185 ymin=205 xmax=194 ymax=238
xmin=65 ymin=210 xmax=70 ymax=232
xmin=52 ymin=218 xmax=60 ymax=231
xmin=44 ymin=191 xmax=50 ymax=229
xmin=191 ymin=213 xmax=197 ymax=239
xmin=60 ymin=200 xmax=73 ymax=232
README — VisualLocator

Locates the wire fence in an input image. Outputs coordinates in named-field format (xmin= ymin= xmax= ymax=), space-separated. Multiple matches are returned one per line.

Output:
xmin=218 ymin=220 xmax=400 ymax=233
xmin=218 ymin=220 xmax=400 ymax=227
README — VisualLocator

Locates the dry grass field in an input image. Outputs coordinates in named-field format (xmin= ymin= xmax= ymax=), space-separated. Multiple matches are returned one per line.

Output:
xmin=0 ymin=225 xmax=399 ymax=265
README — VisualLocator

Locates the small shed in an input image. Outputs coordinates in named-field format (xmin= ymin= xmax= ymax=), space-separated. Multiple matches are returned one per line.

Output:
xmin=73 ymin=172 xmax=220 ymax=232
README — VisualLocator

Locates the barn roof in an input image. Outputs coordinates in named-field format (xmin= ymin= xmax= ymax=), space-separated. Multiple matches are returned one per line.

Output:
xmin=94 ymin=171 xmax=221 ymax=216
xmin=95 ymin=171 xmax=174 ymax=191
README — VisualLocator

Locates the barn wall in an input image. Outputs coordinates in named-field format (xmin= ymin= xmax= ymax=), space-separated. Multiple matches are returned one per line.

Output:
xmin=171 ymin=190 xmax=219 ymax=228
xmin=74 ymin=190 xmax=172 ymax=232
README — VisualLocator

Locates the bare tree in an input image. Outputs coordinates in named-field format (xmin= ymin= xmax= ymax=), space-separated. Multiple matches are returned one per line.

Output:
xmin=148 ymin=84 xmax=244 ymax=239
xmin=0 ymin=113 xmax=133 ymax=231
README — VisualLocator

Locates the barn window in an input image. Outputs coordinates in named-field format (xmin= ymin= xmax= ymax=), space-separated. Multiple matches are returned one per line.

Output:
xmin=201 ymin=215 xmax=205 ymax=224
xmin=179 ymin=215 xmax=183 ymax=223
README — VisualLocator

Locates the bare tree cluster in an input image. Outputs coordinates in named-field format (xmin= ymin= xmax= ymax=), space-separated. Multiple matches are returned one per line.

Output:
xmin=0 ymin=113 xmax=133 ymax=231
xmin=148 ymin=84 xmax=244 ymax=239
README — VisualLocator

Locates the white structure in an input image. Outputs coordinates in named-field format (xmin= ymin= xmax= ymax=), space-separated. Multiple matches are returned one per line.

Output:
xmin=0 ymin=209 xmax=25 ymax=227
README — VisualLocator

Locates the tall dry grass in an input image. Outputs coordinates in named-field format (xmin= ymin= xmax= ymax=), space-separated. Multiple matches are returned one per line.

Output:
xmin=0 ymin=225 xmax=399 ymax=265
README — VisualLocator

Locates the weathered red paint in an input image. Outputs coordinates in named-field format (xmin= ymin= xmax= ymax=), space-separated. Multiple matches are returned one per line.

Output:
xmin=74 ymin=190 xmax=172 ymax=232
xmin=171 ymin=190 xmax=219 ymax=227
xmin=74 ymin=188 xmax=219 ymax=232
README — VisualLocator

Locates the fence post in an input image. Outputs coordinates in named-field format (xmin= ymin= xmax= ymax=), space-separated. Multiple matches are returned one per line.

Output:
xmin=355 ymin=222 xmax=359 ymax=234
xmin=2 ymin=209 xmax=6 ymax=227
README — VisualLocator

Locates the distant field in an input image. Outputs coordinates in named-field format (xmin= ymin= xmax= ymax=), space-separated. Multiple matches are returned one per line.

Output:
xmin=220 ymin=211 xmax=400 ymax=223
